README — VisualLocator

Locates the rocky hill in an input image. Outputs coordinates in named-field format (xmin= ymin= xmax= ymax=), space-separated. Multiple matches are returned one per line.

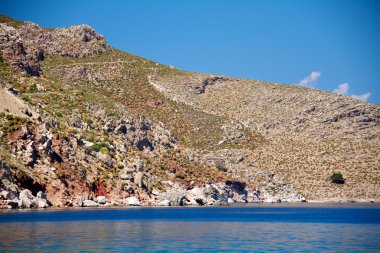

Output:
xmin=0 ymin=15 xmax=379 ymax=209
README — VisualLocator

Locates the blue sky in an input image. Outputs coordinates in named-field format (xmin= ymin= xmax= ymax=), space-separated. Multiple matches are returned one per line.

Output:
xmin=1 ymin=0 xmax=379 ymax=104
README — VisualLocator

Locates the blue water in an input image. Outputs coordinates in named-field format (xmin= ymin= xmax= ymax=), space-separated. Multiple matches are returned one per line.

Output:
xmin=0 ymin=204 xmax=379 ymax=252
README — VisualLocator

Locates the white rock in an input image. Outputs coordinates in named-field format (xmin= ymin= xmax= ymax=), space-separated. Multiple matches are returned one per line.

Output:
xmin=36 ymin=84 xmax=46 ymax=91
xmin=18 ymin=189 xmax=34 ymax=208
xmin=184 ymin=187 xmax=205 ymax=205
xmin=152 ymin=189 xmax=160 ymax=196
xmin=0 ymin=190 xmax=9 ymax=199
xmin=83 ymin=199 xmax=99 ymax=207
xmin=38 ymin=199 xmax=49 ymax=208
xmin=96 ymin=196 xmax=107 ymax=204
xmin=158 ymin=199 xmax=171 ymax=206
xmin=125 ymin=197 xmax=141 ymax=206
xmin=264 ymin=198 xmax=274 ymax=203
xmin=83 ymin=141 xmax=94 ymax=147
xmin=35 ymin=191 xmax=50 ymax=208
xmin=77 ymin=196 xmax=84 ymax=207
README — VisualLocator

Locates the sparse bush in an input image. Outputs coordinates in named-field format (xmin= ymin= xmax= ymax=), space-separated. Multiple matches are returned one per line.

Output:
xmin=215 ymin=160 xmax=228 ymax=172
xmin=100 ymin=146 xmax=109 ymax=155
xmin=55 ymin=111 xmax=63 ymax=118
xmin=330 ymin=172 xmax=345 ymax=184
xmin=86 ymin=118 xmax=93 ymax=125
xmin=68 ymin=128 xmax=79 ymax=134
xmin=28 ymin=84 xmax=37 ymax=92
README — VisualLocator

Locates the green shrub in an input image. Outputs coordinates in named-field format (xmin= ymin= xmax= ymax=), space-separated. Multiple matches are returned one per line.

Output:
xmin=330 ymin=172 xmax=345 ymax=184
xmin=28 ymin=84 xmax=37 ymax=92
xmin=93 ymin=144 xmax=101 ymax=152
xmin=93 ymin=142 xmax=109 ymax=152
xmin=55 ymin=111 xmax=63 ymax=118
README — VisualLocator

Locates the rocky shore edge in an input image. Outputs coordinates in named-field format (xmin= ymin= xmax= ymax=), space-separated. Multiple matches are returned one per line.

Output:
xmin=308 ymin=198 xmax=380 ymax=204
xmin=1 ymin=180 xmax=309 ymax=209
xmin=3 ymin=182 xmax=379 ymax=210
xmin=2 ymin=196 xmax=379 ymax=210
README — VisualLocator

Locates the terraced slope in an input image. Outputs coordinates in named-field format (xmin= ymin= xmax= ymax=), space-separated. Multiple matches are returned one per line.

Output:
xmin=151 ymin=73 xmax=380 ymax=199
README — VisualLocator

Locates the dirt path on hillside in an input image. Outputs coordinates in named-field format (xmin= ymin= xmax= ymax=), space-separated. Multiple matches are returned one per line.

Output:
xmin=43 ymin=60 xmax=140 ymax=69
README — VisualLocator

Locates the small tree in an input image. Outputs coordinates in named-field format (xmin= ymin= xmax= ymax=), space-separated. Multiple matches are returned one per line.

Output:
xmin=330 ymin=172 xmax=345 ymax=184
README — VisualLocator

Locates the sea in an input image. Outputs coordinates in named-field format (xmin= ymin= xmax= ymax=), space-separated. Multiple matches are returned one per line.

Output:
xmin=0 ymin=204 xmax=379 ymax=252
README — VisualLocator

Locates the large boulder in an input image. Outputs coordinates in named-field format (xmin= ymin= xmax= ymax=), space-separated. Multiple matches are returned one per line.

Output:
xmin=183 ymin=187 xmax=206 ymax=205
xmin=96 ymin=152 xmax=113 ymax=168
xmin=18 ymin=189 xmax=36 ymax=208
xmin=83 ymin=199 xmax=99 ymax=207
xmin=77 ymin=196 xmax=85 ymax=207
xmin=158 ymin=199 xmax=171 ymax=206
xmin=36 ymin=191 xmax=49 ymax=208
xmin=37 ymin=198 xmax=49 ymax=208
xmin=96 ymin=196 xmax=107 ymax=205
xmin=125 ymin=196 xmax=141 ymax=206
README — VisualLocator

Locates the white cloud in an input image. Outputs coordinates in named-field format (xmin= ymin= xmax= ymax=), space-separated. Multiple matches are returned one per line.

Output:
xmin=297 ymin=71 xmax=321 ymax=87
xmin=351 ymin=92 xmax=371 ymax=102
xmin=333 ymin=82 xmax=371 ymax=102
xmin=333 ymin=83 xmax=349 ymax=95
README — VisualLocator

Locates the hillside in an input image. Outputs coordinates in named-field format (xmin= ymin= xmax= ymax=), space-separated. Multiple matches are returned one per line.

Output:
xmin=0 ymin=15 xmax=379 ymax=208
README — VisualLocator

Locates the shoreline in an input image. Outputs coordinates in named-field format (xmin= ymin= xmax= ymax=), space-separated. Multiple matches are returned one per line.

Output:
xmin=1 ymin=200 xmax=380 ymax=212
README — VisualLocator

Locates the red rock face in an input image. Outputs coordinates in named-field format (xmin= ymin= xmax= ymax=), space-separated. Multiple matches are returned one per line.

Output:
xmin=92 ymin=180 xmax=107 ymax=197
xmin=7 ymin=125 xmax=28 ymax=142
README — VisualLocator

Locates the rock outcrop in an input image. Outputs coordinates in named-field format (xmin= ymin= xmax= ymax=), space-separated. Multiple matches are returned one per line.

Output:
xmin=0 ymin=160 xmax=50 ymax=209
xmin=0 ymin=21 xmax=110 ymax=76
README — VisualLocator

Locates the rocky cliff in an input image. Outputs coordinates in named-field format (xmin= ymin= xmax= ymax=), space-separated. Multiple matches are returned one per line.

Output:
xmin=0 ymin=15 xmax=378 ymax=209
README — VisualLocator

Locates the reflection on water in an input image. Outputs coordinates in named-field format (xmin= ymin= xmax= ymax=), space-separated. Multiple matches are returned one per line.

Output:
xmin=0 ymin=206 xmax=379 ymax=252
xmin=1 ymin=221 xmax=379 ymax=252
